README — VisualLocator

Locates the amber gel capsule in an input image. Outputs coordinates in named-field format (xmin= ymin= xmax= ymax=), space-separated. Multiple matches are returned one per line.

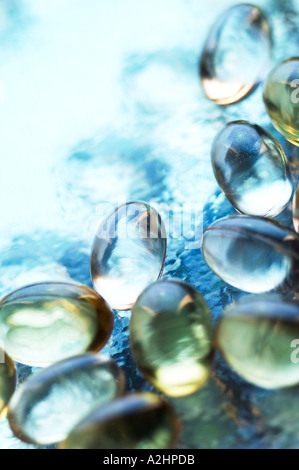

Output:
xmin=0 ymin=349 xmax=16 ymax=419
xmin=217 ymin=296 xmax=299 ymax=389
xmin=264 ymin=58 xmax=299 ymax=146
xmin=202 ymin=216 xmax=299 ymax=293
xmin=200 ymin=4 xmax=272 ymax=105
xmin=211 ymin=121 xmax=293 ymax=217
xmin=130 ymin=279 xmax=214 ymax=397
xmin=91 ymin=201 xmax=166 ymax=310
xmin=60 ymin=393 xmax=180 ymax=449
xmin=0 ymin=282 xmax=114 ymax=366
xmin=8 ymin=354 xmax=125 ymax=445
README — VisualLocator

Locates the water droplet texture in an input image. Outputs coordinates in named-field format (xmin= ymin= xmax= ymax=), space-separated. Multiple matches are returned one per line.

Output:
xmin=200 ymin=4 xmax=272 ymax=105
xmin=91 ymin=202 xmax=166 ymax=310
xmin=0 ymin=283 xmax=114 ymax=366
xmin=130 ymin=280 xmax=213 ymax=397
xmin=61 ymin=393 xmax=180 ymax=449
xmin=0 ymin=350 xmax=16 ymax=419
xmin=202 ymin=216 xmax=299 ymax=293
xmin=264 ymin=58 xmax=299 ymax=146
xmin=211 ymin=121 xmax=293 ymax=217
xmin=217 ymin=296 xmax=299 ymax=389
xmin=8 ymin=354 xmax=125 ymax=445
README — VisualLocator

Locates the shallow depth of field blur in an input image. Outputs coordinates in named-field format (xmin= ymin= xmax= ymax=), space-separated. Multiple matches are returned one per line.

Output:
xmin=0 ymin=0 xmax=299 ymax=449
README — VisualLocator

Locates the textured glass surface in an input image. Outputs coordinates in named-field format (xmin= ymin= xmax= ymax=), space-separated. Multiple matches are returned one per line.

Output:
xmin=264 ymin=58 xmax=299 ymax=146
xmin=211 ymin=121 xmax=293 ymax=216
xmin=61 ymin=393 xmax=180 ymax=449
xmin=217 ymin=296 xmax=299 ymax=389
xmin=130 ymin=280 xmax=213 ymax=397
xmin=8 ymin=354 xmax=125 ymax=445
xmin=0 ymin=283 xmax=114 ymax=366
xmin=1 ymin=0 xmax=299 ymax=450
xmin=0 ymin=350 xmax=16 ymax=419
xmin=202 ymin=216 xmax=299 ymax=293
xmin=91 ymin=202 xmax=166 ymax=310
xmin=200 ymin=4 xmax=272 ymax=104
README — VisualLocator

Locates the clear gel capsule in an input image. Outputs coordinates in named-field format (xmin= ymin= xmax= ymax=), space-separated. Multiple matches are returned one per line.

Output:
xmin=0 ymin=349 xmax=16 ymax=419
xmin=216 ymin=296 xmax=299 ymax=389
xmin=90 ymin=201 xmax=166 ymax=310
xmin=200 ymin=4 xmax=272 ymax=105
xmin=263 ymin=58 xmax=299 ymax=146
xmin=0 ymin=282 xmax=114 ymax=366
xmin=60 ymin=393 xmax=180 ymax=449
xmin=8 ymin=354 xmax=125 ymax=445
xmin=130 ymin=280 xmax=214 ymax=397
xmin=211 ymin=121 xmax=293 ymax=217
xmin=202 ymin=216 xmax=299 ymax=293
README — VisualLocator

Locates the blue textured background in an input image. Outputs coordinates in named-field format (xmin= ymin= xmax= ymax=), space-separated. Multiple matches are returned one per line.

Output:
xmin=0 ymin=0 xmax=299 ymax=449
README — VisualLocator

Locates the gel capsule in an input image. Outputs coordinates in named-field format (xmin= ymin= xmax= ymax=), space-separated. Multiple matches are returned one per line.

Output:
xmin=293 ymin=184 xmax=299 ymax=232
xmin=0 ymin=282 xmax=114 ymax=366
xmin=8 ymin=354 xmax=125 ymax=445
xmin=91 ymin=201 xmax=166 ymax=310
xmin=263 ymin=58 xmax=299 ymax=146
xmin=130 ymin=280 xmax=213 ymax=397
xmin=0 ymin=349 xmax=16 ymax=419
xmin=202 ymin=216 xmax=299 ymax=293
xmin=216 ymin=296 xmax=299 ymax=389
xmin=200 ymin=4 xmax=272 ymax=105
xmin=211 ymin=121 xmax=293 ymax=217
xmin=60 ymin=393 xmax=180 ymax=449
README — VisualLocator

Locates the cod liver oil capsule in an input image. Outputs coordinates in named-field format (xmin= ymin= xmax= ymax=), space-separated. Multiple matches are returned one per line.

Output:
xmin=202 ymin=216 xmax=299 ymax=293
xmin=91 ymin=201 xmax=166 ymax=310
xmin=8 ymin=354 xmax=125 ymax=445
xmin=200 ymin=4 xmax=272 ymax=105
xmin=130 ymin=280 xmax=213 ymax=397
xmin=0 ymin=282 xmax=114 ymax=366
xmin=211 ymin=121 xmax=293 ymax=217
xmin=216 ymin=296 xmax=299 ymax=389
xmin=60 ymin=393 xmax=180 ymax=449
xmin=0 ymin=349 xmax=16 ymax=419
xmin=263 ymin=58 xmax=299 ymax=146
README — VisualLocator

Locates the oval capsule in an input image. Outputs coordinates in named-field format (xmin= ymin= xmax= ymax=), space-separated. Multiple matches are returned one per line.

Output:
xmin=211 ymin=121 xmax=293 ymax=217
xmin=60 ymin=393 xmax=180 ymax=449
xmin=263 ymin=57 xmax=299 ymax=146
xmin=90 ymin=201 xmax=166 ymax=310
xmin=8 ymin=354 xmax=125 ymax=445
xmin=202 ymin=216 xmax=299 ymax=293
xmin=0 ymin=349 xmax=16 ymax=419
xmin=200 ymin=4 xmax=272 ymax=105
xmin=216 ymin=296 xmax=299 ymax=389
xmin=0 ymin=282 xmax=114 ymax=366
xmin=130 ymin=280 xmax=214 ymax=397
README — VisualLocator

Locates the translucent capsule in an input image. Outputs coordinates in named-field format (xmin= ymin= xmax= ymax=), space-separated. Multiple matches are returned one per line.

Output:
xmin=8 ymin=354 xmax=125 ymax=445
xmin=60 ymin=393 xmax=180 ymax=449
xmin=211 ymin=121 xmax=293 ymax=217
xmin=200 ymin=4 xmax=272 ymax=105
xmin=263 ymin=58 xmax=299 ymax=146
xmin=0 ymin=349 xmax=16 ymax=419
xmin=217 ymin=296 xmax=299 ymax=389
xmin=130 ymin=280 xmax=214 ymax=397
xmin=0 ymin=282 xmax=114 ymax=366
xmin=91 ymin=201 xmax=166 ymax=310
xmin=293 ymin=184 xmax=299 ymax=232
xmin=202 ymin=216 xmax=299 ymax=293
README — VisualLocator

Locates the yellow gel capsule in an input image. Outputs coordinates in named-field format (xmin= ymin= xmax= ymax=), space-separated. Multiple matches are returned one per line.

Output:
xmin=60 ymin=393 xmax=180 ymax=449
xmin=263 ymin=57 xmax=299 ymax=146
xmin=130 ymin=280 xmax=214 ymax=397
xmin=200 ymin=4 xmax=272 ymax=105
xmin=8 ymin=354 xmax=125 ymax=445
xmin=0 ymin=349 xmax=16 ymax=419
xmin=0 ymin=282 xmax=114 ymax=366
xmin=91 ymin=201 xmax=166 ymax=310
xmin=216 ymin=296 xmax=299 ymax=389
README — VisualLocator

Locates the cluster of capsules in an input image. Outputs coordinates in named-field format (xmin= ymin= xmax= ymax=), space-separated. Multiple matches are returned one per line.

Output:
xmin=1 ymin=3 xmax=299 ymax=450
